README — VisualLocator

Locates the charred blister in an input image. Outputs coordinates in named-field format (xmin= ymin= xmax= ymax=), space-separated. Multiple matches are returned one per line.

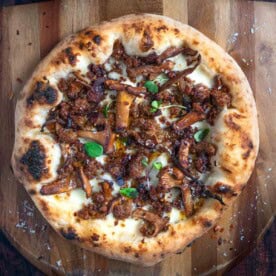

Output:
xmin=60 ymin=227 xmax=78 ymax=240
xmin=27 ymin=81 xmax=57 ymax=106
xmin=20 ymin=140 xmax=48 ymax=180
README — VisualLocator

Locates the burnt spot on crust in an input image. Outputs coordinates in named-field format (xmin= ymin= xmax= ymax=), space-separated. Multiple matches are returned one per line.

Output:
xmin=54 ymin=47 xmax=79 ymax=66
xmin=241 ymin=136 xmax=254 ymax=160
xmin=24 ymin=118 xmax=35 ymax=128
xmin=93 ymin=35 xmax=101 ymax=45
xmin=64 ymin=47 xmax=78 ymax=65
xmin=221 ymin=166 xmax=232 ymax=174
xmin=174 ymin=28 xmax=180 ymax=35
xmin=212 ymin=183 xmax=237 ymax=198
xmin=134 ymin=253 xmax=140 ymax=258
xmin=155 ymin=25 xmax=169 ymax=32
xmin=201 ymin=219 xmax=212 ymax=228
xmin=131 ymin=22 xmax=144 ymax=33
xmin=60 ymin=227 xmax=78 ymax=240
xmin=124 ymin=246 xmax=132 ymax=253
xmin=39 ymin=199 xmax=49 ymax=213
xmin=224 ymin=114 xmax=241 ymax=131
xmin=27 ymin=81 xmax=57 ymax=106
xmin=140 ymin=28 xmax=154 ymax=52
xmin=91 ymin=233 xmax=100 ymax=241
xmin=85 ymin=30 xmax=93 ymax=36
xmin=20 ymin=141 xmax=48 ymax=180
xmin=29 ymin=189 xmax=36 ymax=195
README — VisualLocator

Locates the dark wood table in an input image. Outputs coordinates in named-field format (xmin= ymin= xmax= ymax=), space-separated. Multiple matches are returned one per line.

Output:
xmin=0 ymin=0 xmax=275 ymax=275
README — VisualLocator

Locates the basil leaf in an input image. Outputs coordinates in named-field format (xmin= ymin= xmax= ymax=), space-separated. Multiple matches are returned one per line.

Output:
xmin=152 ymin=161 xmax=162 ymax=170
xmin=141 ymin=157 xmax=148 ymax=167
xmin=120 ymin=187 xmax=138 ymax=198
xmin=194 ymin=128 xmax=210 ymax=142
xmin=144 ymin=81 xmax=159 ymax=94
xmin=103 ymin=104 xmax=110 ymax=118
xmin=84 ymin=141 xmax=103 ymax=158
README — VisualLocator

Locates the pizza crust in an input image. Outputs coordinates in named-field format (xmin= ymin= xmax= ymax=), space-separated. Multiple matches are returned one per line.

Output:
xmin=11 ymin=14 xmax=259 ymax=266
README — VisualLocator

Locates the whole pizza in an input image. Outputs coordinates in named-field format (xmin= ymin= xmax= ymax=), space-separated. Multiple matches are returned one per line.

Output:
xmin=11 ymin=14 xmax=259 ymax=265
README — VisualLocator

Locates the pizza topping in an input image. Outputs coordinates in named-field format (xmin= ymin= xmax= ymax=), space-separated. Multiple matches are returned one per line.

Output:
xmin=105 ymin=79 xmax=146 ymax=96
xmin=133 ymin=209 xmax=169 ymax=237
xmin=109 ymin=197 xmax=133 ymax=219
xmin=173 ymin=111 xmax=205 ymax=131
xmin=39 ymin=40 xmax=233 ymax=236
xmin=144 ymin=80 xmax=159 ymax=94
xmin=194 ymin=128 xmax=210 ymax=142
xmin=84 ymin=141 xmax=103 ymax=158
xmin=120 ymin=187 xmax=138 ymax=198
xmin=40 ymin=176 xmax=78 ymax=195
xmin=116 ymin=91 xmax=135 ymax=131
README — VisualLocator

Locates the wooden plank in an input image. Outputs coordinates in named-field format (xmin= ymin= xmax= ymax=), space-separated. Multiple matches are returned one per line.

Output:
xmin=0 ymin=1 xmax=275 ymax=275
xmin=39 ymin=0 xmax=60 ymax=59
xmin=99 ymin=0 xmax=163 ymax=21
xmin=59 ymin=0 xmax=100 ymax=39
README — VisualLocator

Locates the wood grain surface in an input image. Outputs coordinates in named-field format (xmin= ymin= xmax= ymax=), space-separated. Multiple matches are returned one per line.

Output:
xmin=0 ymin=0 xmax=275 ymax=275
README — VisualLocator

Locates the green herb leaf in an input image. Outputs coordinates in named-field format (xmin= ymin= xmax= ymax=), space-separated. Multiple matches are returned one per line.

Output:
xmin=144 ymin=81 xmax=159 ymax=94
xmin=141 ymin=157 xmax=149 ymax=167
xmin=120 ymin=187 xmax=138 ymax=198
xmin=84 ymin=141 xmax=103 ymax=158
xmin=152 ymin=161 xmax=162 ymax=170
xmin=194 ymin=128 xmax=210 ymax=142
xmin=150 ymin=100 xmax=162 ymax=113
xmin=103 ymin=103 xmax=110 ymax=118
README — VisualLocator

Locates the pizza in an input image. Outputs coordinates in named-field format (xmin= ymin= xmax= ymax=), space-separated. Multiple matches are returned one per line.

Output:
xmin=11 ymin=14 xmax=259 ymax=266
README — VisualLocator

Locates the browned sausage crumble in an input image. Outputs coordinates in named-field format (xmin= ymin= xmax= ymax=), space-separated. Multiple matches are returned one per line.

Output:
xmin=40 ymin=41 xmax=231 ymax=237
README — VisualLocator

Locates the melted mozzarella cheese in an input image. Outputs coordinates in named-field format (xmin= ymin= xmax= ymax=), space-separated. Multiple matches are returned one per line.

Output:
xmin=168 ymin=54 xmax=187 ymax=71
xmin=189 ymin=64 xmax=214 ymax=88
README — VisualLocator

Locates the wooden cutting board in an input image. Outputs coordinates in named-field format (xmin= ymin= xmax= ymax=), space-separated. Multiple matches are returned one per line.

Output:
xmin=0 ymin=0 xmax=275 ymax=275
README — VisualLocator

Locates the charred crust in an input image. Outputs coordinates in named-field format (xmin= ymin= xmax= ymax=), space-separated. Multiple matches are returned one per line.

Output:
xmin=27 ymin=81 xmax=57 ymax=106
xmin=91 ymin=233 xmax=100 ymax=241
xmin=221 ymin=166 xmax=232 ymax=174
xmin=124 ymin=246 xmax=132 ymax=253
xmin=173 ymin=28 xmax=180 ymax=35
xmin=213 ymin=183 xmax=237 ymax=197
xmin=39 ymin=199 xmax=49 ymax=213
xmin=64 ymin=47 xmax=78 ymax=65
xmin=85 ymin=30 xmax=93 ymax=36
xmin=29 ymin=189 xmax=36 ymax=195
xmin=93 ymin=35 xmax=101 ymax=45
xmin=140 ymin=28 xmax=154 ymax=52
xmin=20 ymin=141 xmax=47 ymax=180
xmin=155 ymin=25 xmax=168 ymax=32
xmin=202 ymin=219 xmax=212 ymax=228
xmin=134 ymin=253 xmax=140 ymax=258
xmin=224 ymin=114 xmax=241 ymax=131
xmin=60 ymin=227 xmax=77 ymax=240
xmin=242 ymin=137 xmax=253 ymax=159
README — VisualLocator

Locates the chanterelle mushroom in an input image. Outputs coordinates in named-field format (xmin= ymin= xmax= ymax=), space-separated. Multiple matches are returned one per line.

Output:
xmin=40 ymin=176 xmax=78 ymax=195
xmin=173 ymin=111 xmax=205 ymax=131
xmin=116 ymin=91 xmax=135 ymax=131
xmin=158 ymin=167 xmax=194 ymax=217
xmin=178 ymin=139 xmax=192 ymax=169
xmin=132 ymin=208 xmax=169 ymax=237
xmin=77 ymin=127 xmax=115 ymax=153
xmin=79 ymin=167 xmax=92 ymax=198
